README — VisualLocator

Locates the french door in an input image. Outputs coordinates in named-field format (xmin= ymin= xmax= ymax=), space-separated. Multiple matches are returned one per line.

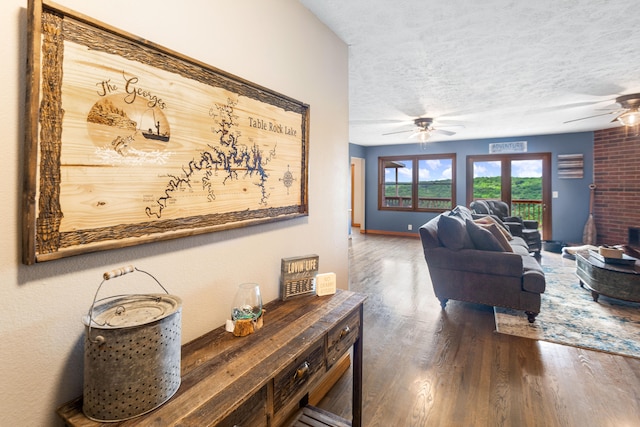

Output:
xmin=466 ymin=153 xmax=552 ymax=240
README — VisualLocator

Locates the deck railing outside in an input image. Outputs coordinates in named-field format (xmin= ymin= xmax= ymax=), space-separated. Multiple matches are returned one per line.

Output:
xmin=383 ymin=197 xmax=541 ymax=222
xmin=384 ymin=196 xmax=452 ymax=209
xmin=418 ymin=197 xmax=453 ymax=210
xmin=384 ymin=196 xmax=413 ymax=207
xmin=511 ymin=199 xmax=543 ymax=227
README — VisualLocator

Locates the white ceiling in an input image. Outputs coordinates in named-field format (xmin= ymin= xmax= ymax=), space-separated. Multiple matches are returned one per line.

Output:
xmin=299 ymin=0 xmax=640 ymax=146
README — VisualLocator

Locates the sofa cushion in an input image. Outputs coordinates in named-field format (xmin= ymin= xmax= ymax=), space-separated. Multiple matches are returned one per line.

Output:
xmin=465 ymin=219 xmax=505 ymax=252
xmin=507 ymin=236 xmax=529 ymax=255
xmin=438 ymin=214 xmax=473 ymax=250
xmin=510 ymin=243 xmax=530 ymax=256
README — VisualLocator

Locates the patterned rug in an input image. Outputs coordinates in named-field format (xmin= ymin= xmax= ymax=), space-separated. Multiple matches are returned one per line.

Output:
xmin=494 ymin=264 xmax=640 ymax=359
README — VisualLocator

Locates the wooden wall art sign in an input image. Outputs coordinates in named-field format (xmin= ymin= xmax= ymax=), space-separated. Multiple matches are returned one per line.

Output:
xmin=557 ymin=154 xmax=584 ymax=179
xmin=280 ymin=254 xmax=319 ymax=300
xmin=23 ymin=0 xmax=310 ymax=264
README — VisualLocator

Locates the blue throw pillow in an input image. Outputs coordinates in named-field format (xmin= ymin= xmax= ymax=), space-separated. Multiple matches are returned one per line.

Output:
xmin=466 ymin=219 xmax=504 ymax=252
xmin=438 ymin=214 xmax=470 ymax=250
xmin=451 ymin=205 xmax=473 ymax=221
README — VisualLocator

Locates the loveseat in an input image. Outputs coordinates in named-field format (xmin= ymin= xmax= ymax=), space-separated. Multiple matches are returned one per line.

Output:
xmin=419 ymin=205 xmax=545 ymax=322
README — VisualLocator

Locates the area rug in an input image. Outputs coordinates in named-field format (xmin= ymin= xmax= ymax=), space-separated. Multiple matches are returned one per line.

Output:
xmin=494 ymin=264 xmax=640 ymax=359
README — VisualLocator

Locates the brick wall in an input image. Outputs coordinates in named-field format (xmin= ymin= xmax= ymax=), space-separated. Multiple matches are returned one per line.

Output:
xmin=593 ymin=126 xmax=640 ymax=245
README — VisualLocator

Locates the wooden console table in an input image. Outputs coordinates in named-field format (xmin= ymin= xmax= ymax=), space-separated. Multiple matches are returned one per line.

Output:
xmin=58 ymin=290 xmax=366 ymax=426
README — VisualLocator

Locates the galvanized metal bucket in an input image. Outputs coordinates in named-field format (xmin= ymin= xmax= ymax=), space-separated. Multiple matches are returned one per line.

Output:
xmin=82 ymin=266 xmax=182 ymax=422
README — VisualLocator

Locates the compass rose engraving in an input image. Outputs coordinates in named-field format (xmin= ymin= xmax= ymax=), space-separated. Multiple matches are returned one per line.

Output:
xmin=280 ymin=165 xmax=296 ymax=195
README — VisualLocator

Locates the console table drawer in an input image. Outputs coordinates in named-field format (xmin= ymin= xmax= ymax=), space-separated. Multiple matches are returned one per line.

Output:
xmin=327 ymin=309 xmax=360 ymax=368
xmin=273 ymin=338 xmax=326 ymax=414
xmin=216 ymin=385 xmax=267 ymax=427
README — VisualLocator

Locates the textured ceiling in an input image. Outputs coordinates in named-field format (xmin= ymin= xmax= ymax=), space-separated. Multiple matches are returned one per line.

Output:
xmin=299 ymin=0 xmax=640 ymax=146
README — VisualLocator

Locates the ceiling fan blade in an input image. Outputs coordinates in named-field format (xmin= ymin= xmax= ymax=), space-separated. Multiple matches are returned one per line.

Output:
xmin=563 ymin=111 xmax=619 ymax=124
xmin=350 ymin=119 xmax=411 ymax=125
xmin=382 ymin=128 xmax=415 ymax=136
xmin=596 ymin=103 xmax=622 ymax=110
xmin=432 ymin=120 xmax=465 ymax=127
xmin=380 ymin=116 xmax=464 ymax=138
xmin=531 ymin=100 xmax=608 ymax=114
xmin=433 ymin=129 xmax=456 ymax=136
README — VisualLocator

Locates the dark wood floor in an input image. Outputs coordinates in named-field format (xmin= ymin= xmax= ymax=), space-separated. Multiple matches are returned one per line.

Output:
xmin=318 ymin=230 xmax=640 ymax=426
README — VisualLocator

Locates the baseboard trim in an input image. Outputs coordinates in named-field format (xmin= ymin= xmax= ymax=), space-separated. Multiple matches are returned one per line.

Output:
xmin=362 ymin=229 xmax=420 ymax=238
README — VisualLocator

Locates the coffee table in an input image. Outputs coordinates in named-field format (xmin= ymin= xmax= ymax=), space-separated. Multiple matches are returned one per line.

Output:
xmin=575 ymin=251 xmax=640 ymax=303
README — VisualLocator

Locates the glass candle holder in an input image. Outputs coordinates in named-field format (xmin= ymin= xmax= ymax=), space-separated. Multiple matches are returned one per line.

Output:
xmin=231 ymin=283 xmax=262 ymax=321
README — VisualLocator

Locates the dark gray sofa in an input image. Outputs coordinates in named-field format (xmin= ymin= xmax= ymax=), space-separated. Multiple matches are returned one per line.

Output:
xmin=419 ymin=205 xmax=545 ymax=322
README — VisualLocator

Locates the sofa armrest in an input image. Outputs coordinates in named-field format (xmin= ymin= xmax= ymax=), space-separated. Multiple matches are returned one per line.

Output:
xmin=522 ymin=270 xmax=545 ymax=293
xmin=425 ymin=247 xmax=524 ymax=277
xmin=522 ymin=219 xmax=539 ymax=229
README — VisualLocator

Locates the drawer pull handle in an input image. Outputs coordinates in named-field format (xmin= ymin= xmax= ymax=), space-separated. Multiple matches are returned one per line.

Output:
xmin=340 ymin=325 xmax=351 ymax=339
xmin=294 ymin=361 xmax=310 ymax=381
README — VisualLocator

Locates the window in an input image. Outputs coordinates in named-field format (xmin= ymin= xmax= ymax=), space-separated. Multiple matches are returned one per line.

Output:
xmin=379 ymin=154 xmax=456 ymax=212
xmin=466 ymin=153 xmax=551 ymax=239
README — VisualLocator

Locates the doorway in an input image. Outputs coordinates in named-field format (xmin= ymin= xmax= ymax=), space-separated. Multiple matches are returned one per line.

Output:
xmin=466 ymin=153 xmax=552 ymax=240
xmin=351 ymin=157 xmax=365 ymax=230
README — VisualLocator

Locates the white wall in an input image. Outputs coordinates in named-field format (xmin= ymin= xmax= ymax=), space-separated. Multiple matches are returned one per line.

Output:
xmin=0 ymin=1 xmax=348 ymax=425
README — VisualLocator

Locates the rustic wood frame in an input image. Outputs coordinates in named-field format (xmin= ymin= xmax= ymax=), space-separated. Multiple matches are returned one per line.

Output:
xmin=23 ymin=0 xmax=310 ymax=264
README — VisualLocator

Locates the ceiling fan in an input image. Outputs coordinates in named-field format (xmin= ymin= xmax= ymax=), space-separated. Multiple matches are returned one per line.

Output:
xmin=382 ymin=117 xmax=459 ymax=142
xmin=564 ymin=93 xmax=640 ymax=126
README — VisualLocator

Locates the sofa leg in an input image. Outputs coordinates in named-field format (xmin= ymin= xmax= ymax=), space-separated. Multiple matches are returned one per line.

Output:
xmin=439 ymin=298 xmax=448 ymax=309
xmin=525 ymin=311 xmax=538 ymax=323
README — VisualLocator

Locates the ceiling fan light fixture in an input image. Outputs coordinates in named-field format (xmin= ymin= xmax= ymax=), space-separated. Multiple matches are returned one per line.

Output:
xmin=417 ymin=130 xmax=431 ymax=142
xmin=617 ymin=109 xmax=640 ymax=126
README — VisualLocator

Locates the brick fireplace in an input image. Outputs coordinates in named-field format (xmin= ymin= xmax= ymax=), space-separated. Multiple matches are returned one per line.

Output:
xmin=593 ymin=126 xmax=640 ymax=245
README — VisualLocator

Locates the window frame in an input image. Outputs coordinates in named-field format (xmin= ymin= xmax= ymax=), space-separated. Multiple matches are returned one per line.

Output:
xmin=378 ymin=153 xmax=457 ymax=212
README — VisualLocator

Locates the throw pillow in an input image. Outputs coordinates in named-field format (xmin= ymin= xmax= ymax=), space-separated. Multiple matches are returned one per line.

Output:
xmin=438 ymin=214 xmax=469 ymax=250
xmin=451 ymin=205 xmax=474 ymax=221
xmin=466 ymin=219 xmax=505 ymax=252
xmin=478 ymin=223 xmax=513 ymax=252
xmin=473 ymin=216 xmax=513 ymax=240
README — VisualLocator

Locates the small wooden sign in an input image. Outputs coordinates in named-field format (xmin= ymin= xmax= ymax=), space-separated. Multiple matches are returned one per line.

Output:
xmin=280 ymin=255 xmax=319 ymax=300
xmin=557 ymin=154 xmax=584 ymax=179
xmin=315 ymin=272 xmax=337 ymax=296
xmin=489 ymin=141 xmax=527 ymax=154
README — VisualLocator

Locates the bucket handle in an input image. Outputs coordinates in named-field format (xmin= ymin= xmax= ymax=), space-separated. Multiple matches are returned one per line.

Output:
xmin=86 ymin=266 xmax=170 ymax=344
